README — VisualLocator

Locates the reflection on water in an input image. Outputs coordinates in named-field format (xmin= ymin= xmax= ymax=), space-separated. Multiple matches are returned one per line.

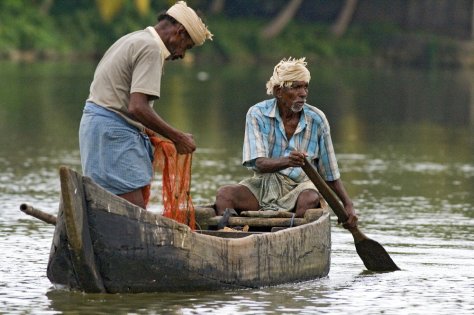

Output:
xmin=0 ymin=61 xmax=473 ymax=314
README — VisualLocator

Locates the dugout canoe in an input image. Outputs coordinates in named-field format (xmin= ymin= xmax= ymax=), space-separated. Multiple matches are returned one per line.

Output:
xmin=47 ymin=166 xmax=331 ymax=293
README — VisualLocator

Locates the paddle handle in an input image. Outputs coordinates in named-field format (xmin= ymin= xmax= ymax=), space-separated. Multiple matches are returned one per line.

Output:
xmin=301 ymin=157 xmax=349 ymax=223
xmin=20 ymin=203 xmax=57 ymax=225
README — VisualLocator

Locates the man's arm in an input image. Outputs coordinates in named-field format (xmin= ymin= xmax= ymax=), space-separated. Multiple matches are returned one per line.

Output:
xmin=325 ymin=179 xmax=358 ymax=228
xmin=128 ymin=92 xmax=196 ymax=154
xmin=255 ymin=150 xmax=306 ymax=173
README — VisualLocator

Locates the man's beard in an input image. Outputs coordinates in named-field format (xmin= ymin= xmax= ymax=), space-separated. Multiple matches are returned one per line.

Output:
xmin=291 ymin=103 xmax=304 ymax=113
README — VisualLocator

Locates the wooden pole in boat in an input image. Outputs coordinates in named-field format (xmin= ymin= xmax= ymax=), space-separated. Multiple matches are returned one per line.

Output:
xmin=301 ymin=157 xmax=400 ymax=272
xmin=19 ymin=203 xmax=57 ymax=225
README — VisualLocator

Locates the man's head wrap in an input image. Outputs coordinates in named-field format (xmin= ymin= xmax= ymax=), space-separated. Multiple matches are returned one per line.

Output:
xmin=166 ymin=1 xmax=213 ymax=46
xmin=266 ymin=57 xmax=311 ymax=95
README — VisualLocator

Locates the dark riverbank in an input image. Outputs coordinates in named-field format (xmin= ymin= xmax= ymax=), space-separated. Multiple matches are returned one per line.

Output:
xmin=2 ymin=0 xmax=474 ymax=69
xmin=2 ymin=17 xmax=473 ymax=69
xmin=3 ymin=0 xmax=474 ymax=68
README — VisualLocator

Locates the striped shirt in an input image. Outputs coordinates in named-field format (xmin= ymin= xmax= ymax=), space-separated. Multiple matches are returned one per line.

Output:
xmin=243 ymin=98 xmax=340 ymax=182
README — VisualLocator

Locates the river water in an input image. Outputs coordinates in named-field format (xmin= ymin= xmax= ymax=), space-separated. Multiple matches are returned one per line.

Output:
xmin=0 ymin=60 xmax=473 ymax=314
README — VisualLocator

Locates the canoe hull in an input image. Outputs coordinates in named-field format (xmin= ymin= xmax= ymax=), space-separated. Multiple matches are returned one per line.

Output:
xmin=47 ymin=167 xmax=331 ymax=293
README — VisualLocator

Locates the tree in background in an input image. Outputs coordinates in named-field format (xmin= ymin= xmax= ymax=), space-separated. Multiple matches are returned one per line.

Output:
xmin=0 ymin=0 xmax=398 ymax=64
xmin=39 ymin=0 xmax=54 ymax=15
xmin=331 ymin=0 xmax=359 ymax=38
xmin=260 ymin=0 xmax=303 ymax=39
xmin=260 ymin=0 xmax=359 ymax=39
xmin=209 ymin=0 xmax=225 ymax=15
xmin=96 ymin=0 xmax=151 ymax=23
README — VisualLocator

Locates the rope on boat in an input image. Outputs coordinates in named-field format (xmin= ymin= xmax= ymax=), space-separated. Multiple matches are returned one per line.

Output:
xmin=290 ymin=213 xmax=296 ymax=227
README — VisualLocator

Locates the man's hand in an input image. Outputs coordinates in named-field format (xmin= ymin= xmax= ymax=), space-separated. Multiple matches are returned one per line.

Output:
xmin=325 ymin=178 xmax=358 ymax=230
xmin=288 ymin=150 xmax=307 ymax=167
xmin=341 ymin=204 xmax=358 ymax=229
xmin=128 ymin=93 xmax=196 ymax=155
xmin=174 ymin=132 xmax=196 ymax=154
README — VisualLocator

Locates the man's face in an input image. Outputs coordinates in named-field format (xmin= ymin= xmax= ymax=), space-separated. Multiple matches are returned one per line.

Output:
xmin=277 ymin=81 xmax=309 ymax=113
xmin=166 ymin=25 xmax=195 ymax=60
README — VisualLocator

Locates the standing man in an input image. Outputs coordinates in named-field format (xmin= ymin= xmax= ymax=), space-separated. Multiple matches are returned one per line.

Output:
xmin=215 ymin=57 xmax=358 ymax=229
xmin=79 ymin=1 xmax=212 ymax=209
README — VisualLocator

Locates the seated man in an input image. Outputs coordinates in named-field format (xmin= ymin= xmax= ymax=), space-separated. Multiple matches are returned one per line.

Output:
xmin=215 ymin=57 xmax=358 ymax=229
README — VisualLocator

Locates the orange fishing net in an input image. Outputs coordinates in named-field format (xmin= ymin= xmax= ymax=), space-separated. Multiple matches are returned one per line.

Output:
xmin=142 ymin=131 xmax=195 ymax=230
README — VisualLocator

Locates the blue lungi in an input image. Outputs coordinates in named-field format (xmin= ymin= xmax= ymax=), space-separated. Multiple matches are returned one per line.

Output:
xmin=79 ymin=102 xmax=153 ymax=195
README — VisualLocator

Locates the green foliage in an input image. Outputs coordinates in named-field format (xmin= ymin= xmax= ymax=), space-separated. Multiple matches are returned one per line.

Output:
xmin=205 ymin=18 xmax=266 ymax=63
xmin=0 ymin=0 xmax=62 ymax=53
xmin=53 ymin=1 xmax=158 ymax=55
xmin=207 ymin=18 xmax=376 ymax=64
xmin=0 ymin=0 xmax=158 ymax=57
xmin=361 ymin=22 xmax=402 ymax=46
xmin=0 ymin=1 xmax=399 ymax=64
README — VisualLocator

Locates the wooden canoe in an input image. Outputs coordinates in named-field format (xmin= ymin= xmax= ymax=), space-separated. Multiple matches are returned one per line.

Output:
xmin=46 ymin=167 xmax=331 ymax=293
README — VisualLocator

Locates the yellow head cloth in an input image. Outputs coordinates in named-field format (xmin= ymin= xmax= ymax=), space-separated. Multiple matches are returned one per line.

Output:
xmin=166 ymin=1 xmax=213 ymax=46
xmin=266 ymin=57 xmax=311 ymax=95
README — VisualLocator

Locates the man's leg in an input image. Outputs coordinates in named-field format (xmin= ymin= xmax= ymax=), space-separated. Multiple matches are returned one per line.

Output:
xmin=215 ymin=184 xmax=259 ymax=215
xmin=118 ymin=188 xmax=146 ymax=209
xmin=294 ymin=189 xmax=320 ymax=218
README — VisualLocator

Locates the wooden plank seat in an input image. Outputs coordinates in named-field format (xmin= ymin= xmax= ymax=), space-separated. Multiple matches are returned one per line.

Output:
xmin=194 ymin=206 xmax=326 ymax=233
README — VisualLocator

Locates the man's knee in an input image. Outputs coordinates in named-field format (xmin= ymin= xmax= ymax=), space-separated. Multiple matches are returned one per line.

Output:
xmin=216 ymin=184 xmax=237 ymax=201
xmin=303 ymin=190 xmax=320 ymax=207
xmin=215 ymin=184 xmax=258 ymax=213
xmin=295 ymin=190 xmax=320 ymax=217
xmin=215 ymin=184 xmax=239 ymax=213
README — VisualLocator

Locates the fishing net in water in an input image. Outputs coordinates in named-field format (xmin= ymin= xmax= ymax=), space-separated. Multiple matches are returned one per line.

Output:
xmin=142 ymin=132 xmax=195 ymax=230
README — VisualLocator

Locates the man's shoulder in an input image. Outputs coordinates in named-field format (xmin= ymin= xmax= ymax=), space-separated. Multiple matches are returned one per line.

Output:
xmin=115 ymin=28 xmax=146 ymax=42
xmin=304 ymin=104 xmax=328 ymax=123
xmin=117 ymin=28 xmax=158 ymax=48
xmin=248 ymin=99 xmax=275 ymax=114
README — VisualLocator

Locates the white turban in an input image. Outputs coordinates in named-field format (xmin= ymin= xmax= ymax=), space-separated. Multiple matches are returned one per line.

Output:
xmin=266 ymin=57 xmax=311 ymax=95
xmin=167 ymin=1 xmax=213 ymax=46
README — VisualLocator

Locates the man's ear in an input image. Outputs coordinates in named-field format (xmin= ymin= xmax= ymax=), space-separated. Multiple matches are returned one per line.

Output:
xmin=177 ymin=24 xmax=187 ymax=35
xmin=274 ymin=86 xmax=282 ymax=98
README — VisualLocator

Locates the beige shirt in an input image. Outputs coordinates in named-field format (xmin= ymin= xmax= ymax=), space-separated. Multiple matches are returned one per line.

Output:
xmin=87 ymin=26 xmax=170 ymax=131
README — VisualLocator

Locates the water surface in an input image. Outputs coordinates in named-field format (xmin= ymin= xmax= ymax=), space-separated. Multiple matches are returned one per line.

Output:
xmin=0 ymin=60 xmax=473 ymax=314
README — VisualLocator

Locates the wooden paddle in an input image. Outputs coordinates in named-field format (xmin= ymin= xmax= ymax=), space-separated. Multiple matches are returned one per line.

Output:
xmin=301 ymin=157 xmax=400 ymax=272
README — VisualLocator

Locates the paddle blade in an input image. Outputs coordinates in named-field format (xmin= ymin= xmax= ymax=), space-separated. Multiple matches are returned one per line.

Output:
xmin=355 ymin=238 xmax=400 ymax=272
